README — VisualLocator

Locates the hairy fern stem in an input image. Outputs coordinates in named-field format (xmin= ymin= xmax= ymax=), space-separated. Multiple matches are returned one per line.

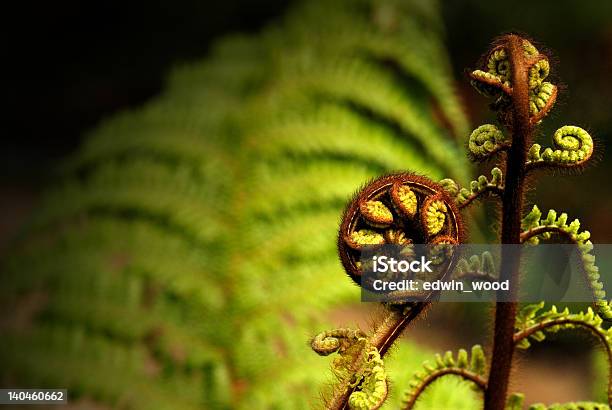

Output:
xmin=485 ymin=35 xmax=532 ymax=410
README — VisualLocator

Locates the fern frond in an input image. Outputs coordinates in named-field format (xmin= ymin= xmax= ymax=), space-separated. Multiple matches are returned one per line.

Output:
xmin=527 ymin=126 xmax=594 ymax=170
xmin=401 ymin=345 xmax=487 ymax=410
xmin=0 ymin=324 xmax=218 ymax=409
xmin=520 ymin=206 xmax=612 ymax=320
xmin=468 ymin=125 xmax=510 ymax=160
xmin=251 ymin=55 xmax=468 ymax=182
xmin=453 ymin=251 xmax=498 ymax=282
xmin=514 ymin=303 xmax=611 ymax=404
xmin=244 ymin=160 xmax=381 ymax=217
xmin=440 ymin=167 xmax=504 ymax=209
xmin=247 ymin=103 xmax=437 ymax=175
xmin=31 ymin=159 xmax=227 ymax=245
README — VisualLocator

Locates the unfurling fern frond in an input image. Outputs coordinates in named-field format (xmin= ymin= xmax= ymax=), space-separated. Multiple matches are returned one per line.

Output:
xmin=467 ymin=124 xmax=509 ymax=160
xmin=440 ymin=167 xmax=503 ymax=209
xmin=514 ymin=303 xmax=611 ymax=405
xmin=400 ymin=345 xmax=487 ymax=410
xmin=520 ymin=206 xmax=612 ymax=320
xmin=527 ymin=126 xmax=594 ymax=170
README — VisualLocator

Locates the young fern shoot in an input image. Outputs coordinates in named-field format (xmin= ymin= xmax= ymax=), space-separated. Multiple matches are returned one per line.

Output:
xmin=311 ymin=33 xmax=612 ymax=410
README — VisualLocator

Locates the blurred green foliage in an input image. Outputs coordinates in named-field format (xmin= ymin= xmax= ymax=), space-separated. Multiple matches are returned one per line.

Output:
xmin=2 ymin=0 xmax=611 ymax=407
xmin=0 ymin=0 xmax=551 ymax=408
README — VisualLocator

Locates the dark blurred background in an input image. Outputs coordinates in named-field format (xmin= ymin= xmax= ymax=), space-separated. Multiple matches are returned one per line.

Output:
xmin=5 ymin=1 xmax=291 ymax=177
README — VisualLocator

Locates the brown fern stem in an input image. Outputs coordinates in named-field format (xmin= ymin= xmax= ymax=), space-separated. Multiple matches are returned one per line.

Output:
xmin=370 ymin=303 xmax=429 ymax=356
xmin=484 ymin=35 xmax=532 ymax=410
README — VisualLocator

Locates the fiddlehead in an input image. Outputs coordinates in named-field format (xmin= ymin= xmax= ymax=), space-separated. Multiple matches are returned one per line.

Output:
xmin=469 ymin=37 xmax=558 ymax=127
xmin=520 ymin=206 xmax=612 ymax=320
xmin=468 ymin=124 xmax=509 ymax=160
xmin=311 ymin=328 xmax=367 ymax=356
xmin=529 ymin=81 xmax=557 ymax=124
xmin=338 ymin=173 xmax=465 ymax=285
xmin=527 ymin=58 xmax=549 ymax=90
xmin=421 ymin=195 xmax=449 ymax=237
xmin=400 ymin=345 xmax=487 ymax=410
xmin=469 ymin=44 xmax=512 ymax=98
xmin=468 ymin=39 xmax=541 ymax=97
xmin=487 ymin=47 xmax=510 ymax=83
xmin=527 ymin=126 xmax=594 ymax=171
xmin=469 ymin=69 xmax=513 ymax=98
xmin=514 ymin=303 xmax=612 ymax=405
